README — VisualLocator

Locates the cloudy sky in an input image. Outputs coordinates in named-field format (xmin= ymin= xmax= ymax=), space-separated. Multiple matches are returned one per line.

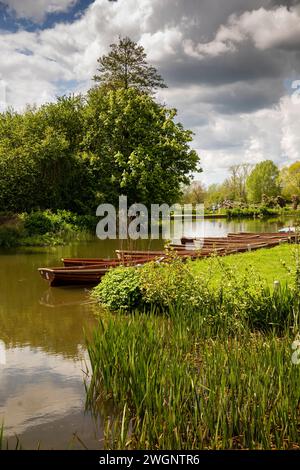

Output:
xmin=0 ymin=0 xmax=300 ymax=184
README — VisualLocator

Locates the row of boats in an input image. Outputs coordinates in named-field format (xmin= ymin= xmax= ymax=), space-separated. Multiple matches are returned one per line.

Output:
xmin=38 ymin=231 xmax=298 ymax=287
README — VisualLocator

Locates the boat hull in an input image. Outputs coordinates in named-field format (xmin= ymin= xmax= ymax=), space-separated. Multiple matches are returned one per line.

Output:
xmin=38 ymin=266 xmax=108 ymax=287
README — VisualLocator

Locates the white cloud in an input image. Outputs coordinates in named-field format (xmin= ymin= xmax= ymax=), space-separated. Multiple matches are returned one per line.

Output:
xmin=2 ymin=0 xmax=79 ymax=22
xmin=280 ymin=95 xmax=300 ymax=164
xmin=141 ymin=27 xmax=183 ymax=61
xmin=0 ymin=0 xmax=300 ymax=185
xmin=184 ymin=5 xmax=300 ymax=59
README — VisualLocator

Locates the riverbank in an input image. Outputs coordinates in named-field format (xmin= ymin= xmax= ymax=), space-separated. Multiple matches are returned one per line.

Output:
xmin=87 ymin=244 xmax=300 ymax=449
xmin=205 ymin=206 xmax=300 ymax=219
xmin=0 ymin=210 xmax=96 ymax=248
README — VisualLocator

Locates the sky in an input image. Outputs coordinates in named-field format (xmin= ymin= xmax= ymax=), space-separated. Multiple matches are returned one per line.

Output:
xmin=0 ymin=0 xmax=300 ymax=185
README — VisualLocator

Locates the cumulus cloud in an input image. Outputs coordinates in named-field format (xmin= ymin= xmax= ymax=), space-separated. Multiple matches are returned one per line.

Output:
xmin=0 ymin=0 xmax=79 ymax=22
xmin=185 ymin=4 xmax=300 ymax=60
xmin=0 ymin=0 xmax=300 ymax=184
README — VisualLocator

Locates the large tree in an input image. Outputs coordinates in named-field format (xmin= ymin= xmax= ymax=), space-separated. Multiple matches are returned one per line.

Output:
xmin=83 ymin=87 xmax=200 ymax=207
xmin=246 ymin=160 xmax=280 ymax=203
xmin=0 ymin=96 xmax=93 ymax=213
xmin=280 ymin=161 xmax=300 ymax=200
xmin=93 ymin=36 xmax=167 ymax=94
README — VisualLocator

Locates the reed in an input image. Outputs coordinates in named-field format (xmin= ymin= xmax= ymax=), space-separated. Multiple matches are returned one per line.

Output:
xmin=86 ymin=302 xmax=300 ymax=449
xmin=86 ymin=246 xmax=300 ymax=449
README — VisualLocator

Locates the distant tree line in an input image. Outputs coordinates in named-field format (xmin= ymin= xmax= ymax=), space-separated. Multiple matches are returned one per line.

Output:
xmin=0 ymin=37 xmax=200 ymax=215
xmin=182 ymin=160 xmax=300 ymax=210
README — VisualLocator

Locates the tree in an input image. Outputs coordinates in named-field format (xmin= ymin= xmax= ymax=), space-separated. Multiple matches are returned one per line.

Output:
xmin=0 ymin=96 xmax=93 ymax=213
xmin=227 ymin=163 xmax=253 ymax=202
xmin=246 ymin=160 xmax=280 ymax=204
xmin=93 ymin=36 xmax=167 ymax=94
xmin=280 ymin=161 xmax=300 ymax=200
xmin=182 ymin=181 xmax=206 ymax=205
xmin=83 ymin=87 xmax=200 ymax=207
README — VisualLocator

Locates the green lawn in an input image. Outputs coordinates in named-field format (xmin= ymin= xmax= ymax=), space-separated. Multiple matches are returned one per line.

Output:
xmin=189 ymin=243 xmax=297 ymax=288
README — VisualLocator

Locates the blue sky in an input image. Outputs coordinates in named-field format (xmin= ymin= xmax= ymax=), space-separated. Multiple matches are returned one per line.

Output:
xmin=0 ymin=0 xmax=300 ymax=185
xmin=0 ymin=1 xmax=94 ymax=31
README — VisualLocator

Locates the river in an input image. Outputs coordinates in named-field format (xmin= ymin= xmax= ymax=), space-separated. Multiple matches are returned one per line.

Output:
xmin=0 ymin=216 xmax=297 ymax=449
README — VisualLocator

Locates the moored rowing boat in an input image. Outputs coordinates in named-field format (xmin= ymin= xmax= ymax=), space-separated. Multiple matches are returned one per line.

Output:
xmin=38 ymin=265 xmax=109 ymax=287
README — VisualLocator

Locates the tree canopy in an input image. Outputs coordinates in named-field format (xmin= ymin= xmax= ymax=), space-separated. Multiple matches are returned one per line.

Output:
xmin=0 ymin=90 xmax=199 ymax=213
xmin=0 ymin=39 xmax=200 ymax=214
xmin=246 ymin=160 xmax=281 ymax=203
xmin=83 ymin=87 xmax=199 ymax=207
xmin=93 ymin=36 xmax=167 ymax=93
xmin=280 ymin=161 xmax=300 ymax=199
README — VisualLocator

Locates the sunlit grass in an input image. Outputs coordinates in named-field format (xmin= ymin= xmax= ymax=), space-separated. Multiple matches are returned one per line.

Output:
xmin=86 ymin=244 xmax=300 ymax=449
xmin=86 ymin=306 xmax=300 ymax=449
xmin=190 ymin=244 xmax=296 ymax=288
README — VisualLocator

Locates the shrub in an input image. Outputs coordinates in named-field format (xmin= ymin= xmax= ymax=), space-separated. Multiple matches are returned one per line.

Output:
xmin=139 ymin=258 xmax=206 ymax=309
xmin=92 ymin=256 xmax=295 ymax=331
xmin=22 ymin=211 xmax=54 ymax=235
xmin=0 ymin=225 xmax=22 ymax=247
xmin=92 ymin=266 xmax=143 ymax=311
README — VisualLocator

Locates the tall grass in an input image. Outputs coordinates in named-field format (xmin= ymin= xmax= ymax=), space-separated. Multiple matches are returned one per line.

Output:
xmin=86 ymin=302 xmax=300 ymax=449
xmin=86 ymin=248 xmax=300 ymax=449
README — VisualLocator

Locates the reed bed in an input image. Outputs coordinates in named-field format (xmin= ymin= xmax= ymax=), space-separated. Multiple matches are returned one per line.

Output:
xmin=86 ymin=306 xmax=300 ymax=449
xmin=86 ymin=248 xmax=300 ymax=449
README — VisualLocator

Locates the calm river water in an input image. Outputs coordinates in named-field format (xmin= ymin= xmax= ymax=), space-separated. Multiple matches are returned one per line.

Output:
xmin=0 ymin=216 xmax=297 ymax=449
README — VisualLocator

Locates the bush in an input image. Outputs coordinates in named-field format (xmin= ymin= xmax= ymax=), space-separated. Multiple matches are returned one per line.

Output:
xmin=21 ymin=209 xmax=96 ymax=237
xmin=139 ymin=258 xmax=206 ymax=309
xmin=0 ymin=225 xmax=22 ymax=247
xmin=22 ymin=211 xmax=54 ymax=235
xmin=92 ymin=266 xmax=143 ymax=311
xmin=92 ymin=256 xmax=295 ymax=331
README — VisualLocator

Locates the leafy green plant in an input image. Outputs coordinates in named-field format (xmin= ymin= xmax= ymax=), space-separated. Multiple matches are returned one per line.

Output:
xmin=22 ymin=211 xmax=54 ymax=235
xmin=0 ymin=225 xmax=22 ymax=248
xmin=92 ymin=266 xmax=143 ymax=311
xmin=86 ymin=308 xmax=300 ymax=450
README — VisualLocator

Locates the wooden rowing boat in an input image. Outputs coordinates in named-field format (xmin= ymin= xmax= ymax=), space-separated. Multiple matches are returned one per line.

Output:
xmin=62 ymin=256 xmax=154 ymax=267
xmin=39 ymin=232 xmax=299 ymax=287
xmin=38 ymin=265 xmax=110 ymax=287
xmin=39 ymin=257 xmax=156 ymax=287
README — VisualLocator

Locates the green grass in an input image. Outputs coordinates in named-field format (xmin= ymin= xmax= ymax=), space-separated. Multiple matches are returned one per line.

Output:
xmin=87 ymin=244 xmax=300 ymax=449
xmin=86 ymin=308 xmax=300 ymax=450
xmin=190 ymin=244 xmax=296 ymax=288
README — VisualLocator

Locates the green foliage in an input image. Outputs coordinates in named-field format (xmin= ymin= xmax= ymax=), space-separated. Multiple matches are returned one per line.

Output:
xmin=22 ymin=211 xmax=54 ymax=235
xmin=84 ymin=87 xmax=200 ymax=206
xmin=139 ymin=257 xmax=205 ymax=309
xmin=92 ymin=266 xmax=143 ymax=311
xmin=0 ymin=225 xmax=22 ymax=248
xmin=280 ymin=161 xmax=300 ymax=200
xmin=0 ymin=89 xmax=199 ymax=214
xmin=92 ymin=252 xmax=294 ymax=331
xmin=87 ymin=248 xmax=300 ymax=450
xmin=0 ymin=96 xmax=95 ymax=214
xmin=181 ymin=181 xmax=206 ymax=204
xmin=93 ymin=36 xmax=166 ymax=93
xmin=0 ymin=210 xmax=96 ymax=247
xmin=225 ymin=206 xmax=279 ymax=218
xmin=86 ymin=308 xmax=300 ymax=449
xmin=246 ymin=160 xmax=281 ymax=204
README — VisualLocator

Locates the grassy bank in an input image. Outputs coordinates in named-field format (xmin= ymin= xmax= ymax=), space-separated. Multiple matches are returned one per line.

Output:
xmin=204 ymin=206 xmax=300 ymax=219
xmin=190 ymin=243 xmax=296 ymax=287
xmin=86 ymin=245 xmax=300 ymax=449
xmin=0 ymin=210 xmax=96 ymax=248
